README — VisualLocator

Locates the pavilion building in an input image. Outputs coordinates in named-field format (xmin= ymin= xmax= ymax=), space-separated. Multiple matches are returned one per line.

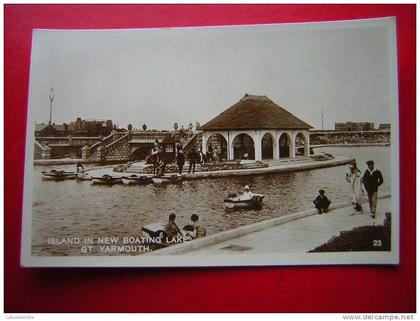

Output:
xmin=200 ymin=94 xmax=312 ymax=161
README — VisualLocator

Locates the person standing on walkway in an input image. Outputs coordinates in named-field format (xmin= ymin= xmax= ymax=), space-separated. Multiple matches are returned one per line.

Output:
xmin=345 ymin=163 xmax=365 ymax=216
xmin=151 ymin=148 xmax=159 ymax=175
xmin=176 ymin=145 xmax=185 ymax=175
xmin=187 ymin=147 xmax=198 ymax=174
xmin=362 ymin=160 xmax=384 ymax=219
xmin=313 ymin=189 xmax=331 ymax=214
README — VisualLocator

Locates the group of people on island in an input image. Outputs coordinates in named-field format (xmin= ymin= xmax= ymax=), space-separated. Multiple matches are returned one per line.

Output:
xmin=313 ymin=160 xmax=383 ymax=218
xmin=149 ymin=139 xmax=228 ymax=177
xmin=149 ymin=141 xmax=201 ymax=176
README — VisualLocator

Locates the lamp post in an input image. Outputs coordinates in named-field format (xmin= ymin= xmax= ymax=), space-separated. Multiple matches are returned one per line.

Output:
xmin=48 ymin=87 xmax=54 ymax=125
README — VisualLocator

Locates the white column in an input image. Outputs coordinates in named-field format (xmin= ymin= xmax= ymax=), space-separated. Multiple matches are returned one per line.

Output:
xmin=273 ymin=131 xmax=279 ymax=160
xmin=277 ymin=132 xmax=282 ymax=159
xmin=201 ymin=132 xmax=207 ymax=155
xmin=290 ymin=131 xmax=296 ymax=158
xmin=254 ymin=131 xmax=262 ymax=161
xmin=229 ymin=132 xmax=235 ymax=161
xmin=305 ymin=131 xmax=310 ymax=157
xmin=226 ymin=131 xmax=231 ymax=161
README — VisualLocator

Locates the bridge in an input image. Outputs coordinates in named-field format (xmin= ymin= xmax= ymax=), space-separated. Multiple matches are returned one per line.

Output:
xmin=34 ymin=130 xmax=198 ymax=163
xmin=34 ymin=129 xmax=389 ymax=164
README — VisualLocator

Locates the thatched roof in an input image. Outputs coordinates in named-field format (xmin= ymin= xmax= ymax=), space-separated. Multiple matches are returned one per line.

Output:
xmin=201 ymin=94 xmax=312 ymax=131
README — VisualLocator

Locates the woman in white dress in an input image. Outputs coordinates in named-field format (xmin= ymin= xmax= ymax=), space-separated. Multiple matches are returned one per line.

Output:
xmin=345 ymin=163 xmax=366 ymax=215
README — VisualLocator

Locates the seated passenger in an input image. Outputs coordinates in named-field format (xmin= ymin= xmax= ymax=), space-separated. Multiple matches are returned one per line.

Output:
xmin=191 ymin=214 xmax=206 ymax=238
xmin=241 ymin=185 xmax=253 ymax=200
xmin=164 ymin=213 xmax=182 ymax=241
xmin=76 ymin=162 xmax=84 ymax=173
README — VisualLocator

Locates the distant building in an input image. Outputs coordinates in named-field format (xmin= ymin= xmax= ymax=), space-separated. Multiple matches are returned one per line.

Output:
xmin=35 ymin=123 xmax=67 ymax=137
xmin=35 ymin=118 xmax=114 ymax=137
xmin=67 ymin=117 xmax=113 ymax=136
xmin=378 ymin=123 xmax=391 ymax=130
xmin=335 ymin=122 xmax=374 ymax=132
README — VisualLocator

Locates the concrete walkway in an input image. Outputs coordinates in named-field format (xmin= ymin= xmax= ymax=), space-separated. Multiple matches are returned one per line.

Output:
xmin=152 ymin=195 xmax=391 ymax=255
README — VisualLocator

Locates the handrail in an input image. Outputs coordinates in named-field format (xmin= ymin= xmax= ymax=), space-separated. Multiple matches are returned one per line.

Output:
xmin=105 ymin=133 xmax=130 ymax=151
xmin=89 ymin=133 xmax=115 ymax=150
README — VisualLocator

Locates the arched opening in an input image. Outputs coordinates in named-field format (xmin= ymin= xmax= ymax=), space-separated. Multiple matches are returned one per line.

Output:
xmin=232 ymin=133 xmax=255 ymax=160
xmin=261 ymin=133 xmax=274 ymax=160
xmin=131 ymin=144 xmax=155 ymax=161
xmin=206 ymin=133 xmax=228 ymax=162
xmin=295 ymin=132 xmax=307 ymax=157
xmin=279 ymin=133 xmax=291 ymax=158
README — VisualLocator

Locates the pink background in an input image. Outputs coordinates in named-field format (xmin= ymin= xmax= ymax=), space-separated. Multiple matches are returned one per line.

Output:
xmin=5 ymin=4 xmax=416 ymax=312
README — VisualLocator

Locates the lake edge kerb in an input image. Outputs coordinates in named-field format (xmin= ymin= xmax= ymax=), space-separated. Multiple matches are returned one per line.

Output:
xmin=150 ymin=194 xmax=392 ymax=256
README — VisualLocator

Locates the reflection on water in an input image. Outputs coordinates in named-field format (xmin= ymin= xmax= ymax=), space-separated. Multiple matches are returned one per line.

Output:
xmin=31 ymin=146 xmax=391 ymax=256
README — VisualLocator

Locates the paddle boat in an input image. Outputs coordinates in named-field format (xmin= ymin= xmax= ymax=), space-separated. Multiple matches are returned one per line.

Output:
xmin=142 ymin=223 xmax=167 ymax=238
xmin=91 ymin=174 xmax=122 ymax=185
xmin=141 ymin=222 xmax=194 ymax=247
xmin=152 ymin=175 xmax=184 ymax=184
xmin=121 ymin=174 xmax=153 ymax=185
xmin=42 ymin=169 xmax=76 ymax=181
xmin=224 ymin=193 xmax=265 ymax=209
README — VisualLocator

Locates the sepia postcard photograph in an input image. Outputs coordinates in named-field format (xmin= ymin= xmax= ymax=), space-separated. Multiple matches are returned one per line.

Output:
xmin=21 ymin=17 xmax=399 ymax=267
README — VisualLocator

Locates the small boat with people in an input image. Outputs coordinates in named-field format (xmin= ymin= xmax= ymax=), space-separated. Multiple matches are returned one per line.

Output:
xmin=75 ymin=162 xmax=91 ymax=180
xmin=91 ymin=174 xmax=122 ymax=185
xmin=76 ymin=172 xmax=92 ymax=181
xmin=42 ymin=169 xmax=76 ymax=181
xmin=224 ymin=185 xmax=264 ymax=209
xmin=121 ymin=174 xmax=153 ymax=185
xmin=141 ymin=213 xmax=201 ymax=247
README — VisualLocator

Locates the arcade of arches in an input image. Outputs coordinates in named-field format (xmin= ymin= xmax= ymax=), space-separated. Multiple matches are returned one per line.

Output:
xmin=201 ymin=130 xmax=310 ymax=161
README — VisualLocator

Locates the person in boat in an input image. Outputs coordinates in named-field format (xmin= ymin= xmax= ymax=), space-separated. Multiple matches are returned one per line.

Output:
xmin=191 ymin=214 xmax=206 ymax=238
xmin=76 ymin=162 xmax=84 ymax=174
xmin=241 ymin=185 xmax=253 ymax=200
xmin=176 ymin=145 xmax=185 ymax=175
xmin=313 ymin=189 xmax=331 ymax=214
xmin=164 ymin=213 xmax=182 ymax=241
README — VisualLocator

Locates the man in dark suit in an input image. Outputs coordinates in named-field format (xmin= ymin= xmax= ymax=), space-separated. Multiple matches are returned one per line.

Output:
xmin=362 ymin=160 xmax=384 ymax=218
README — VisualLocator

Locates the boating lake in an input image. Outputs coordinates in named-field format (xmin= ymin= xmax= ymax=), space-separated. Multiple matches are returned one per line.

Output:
xmin=31 ymin=146 xmax=392 ymax=256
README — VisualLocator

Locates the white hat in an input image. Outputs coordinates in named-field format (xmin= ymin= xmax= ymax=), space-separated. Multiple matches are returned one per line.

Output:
xmin=244 ymin=185 xmax=250 ymax=190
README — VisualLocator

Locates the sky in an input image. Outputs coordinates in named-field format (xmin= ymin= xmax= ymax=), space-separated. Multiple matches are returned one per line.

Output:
xmin=28 ymin=18 xmax=397 ymax=130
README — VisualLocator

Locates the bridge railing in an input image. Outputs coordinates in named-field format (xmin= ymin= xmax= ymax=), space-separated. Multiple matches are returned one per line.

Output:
xmin=37 ymin=136 xmax=101 ymax=146
xmin=34 ymin=139 xmax=51 ymax=159
xmin=130 ymin=131 xmax=172 ymax=141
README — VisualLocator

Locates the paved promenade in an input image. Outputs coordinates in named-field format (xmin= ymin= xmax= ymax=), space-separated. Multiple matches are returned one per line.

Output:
xmin=152 ymin=195 xmax=391 ymax=255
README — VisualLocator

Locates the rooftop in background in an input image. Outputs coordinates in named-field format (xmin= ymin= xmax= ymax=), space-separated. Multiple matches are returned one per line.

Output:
xmin=200 ymin=94 xmax=312 ymax=131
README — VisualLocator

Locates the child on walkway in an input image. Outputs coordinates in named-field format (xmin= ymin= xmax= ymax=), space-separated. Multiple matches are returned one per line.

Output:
xmin=313 ymin=189 xmax=331 ymax=214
